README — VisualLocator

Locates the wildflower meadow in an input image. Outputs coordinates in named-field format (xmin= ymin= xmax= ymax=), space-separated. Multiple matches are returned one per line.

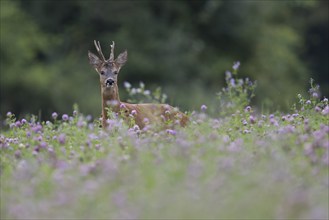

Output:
xmin=1 ymin=64 xmax=328 ymax=219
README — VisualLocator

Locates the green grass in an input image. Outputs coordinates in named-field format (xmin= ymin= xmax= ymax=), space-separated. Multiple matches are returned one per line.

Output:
xmin=1 ymin=73 xmax=328 ymax=219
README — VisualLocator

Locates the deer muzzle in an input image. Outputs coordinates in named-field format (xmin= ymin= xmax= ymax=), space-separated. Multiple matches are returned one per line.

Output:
xmin=105 ymin=78 xmax=115 ymax=87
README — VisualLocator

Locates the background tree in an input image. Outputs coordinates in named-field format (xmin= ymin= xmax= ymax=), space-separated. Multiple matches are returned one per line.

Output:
xmin=1 ymin=0 xmax=328 ymax=120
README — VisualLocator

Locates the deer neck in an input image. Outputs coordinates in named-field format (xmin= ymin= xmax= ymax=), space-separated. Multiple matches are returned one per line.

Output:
xmin=101 ymin=85 xmax=121 ymax=126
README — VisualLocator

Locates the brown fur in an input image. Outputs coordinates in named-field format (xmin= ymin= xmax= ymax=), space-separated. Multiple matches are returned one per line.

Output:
xmin=103 ymin=99 xmax=189 ymax=129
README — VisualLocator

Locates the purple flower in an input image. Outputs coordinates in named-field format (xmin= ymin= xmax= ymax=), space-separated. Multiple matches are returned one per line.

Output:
xmin=315 ymin=106 xmax=321 ymax=112
xmin=86 ymin=115 xmax=92 ymax=122
xmin=270 ymin=118 xmax=279 ymax=126
xmin=40 ymin=141 xmax=48 ymax=149
xmin=245 ymin=106 xmax=252 ymax=112
xmin=322 ymin=105 xmax=329 ymax=116
xmin=232 ymin=61 xmax=240 ymax=70
xmin=166 ymin=129 xmax=177 ymax=136
xmin=133 ymin=125 xmax=140 ymax=131
xmin=228 ymin=139 xmax=243 ymax=152
xmin=120 ymin=103 xmax=126 ymax=109
xmin=201 ymin=105 xmax=207 ymax=112
xmin=14 ymin=150 xmax=21 ymax=159
xmin=292 ymin=113 xmax=299 ymax=118
xmin=225 ymin=71 xmax=232 ymax=79
xmin=21 ymin=119 xmax=27 ymax=124
xmin=77 ymin=120 xmax=86 ymax=128
xmin=112 ymin=191 xmax=127 ymax=208
xmin=131 ymin=110 xmax=137 ymax=115
xmin=31 ymin=124 xmax=43 ymax=133
xmin=143 ymin=118 xmax=149 ymax=124
xmin=243 ymin=129 xmax=250 ymax=134
xmin=278 ymin=125 xmax=295 ymax=134
xmin=62 ymin=114 xmax=69 ymax=121
xmin=34 ymin=135 xmax=43 ymax=142
xmin=58 ymin=133 xmax=66 ymax=145
xmin=6 ymin=112 xmax=12 ymax=117
xmin=52 ymin=112 xmax=58 ymax=120
xmin=15 ymin=121 xmax=22 ymax=127
xmin=249 ymin=115 xmax=256 ymax=124
xmin=230 ymin=78 xmax=236 ymax=87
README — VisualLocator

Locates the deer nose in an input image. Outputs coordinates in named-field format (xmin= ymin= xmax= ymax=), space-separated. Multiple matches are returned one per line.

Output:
xmin=106 ymin=78 xmax=115 ymax=87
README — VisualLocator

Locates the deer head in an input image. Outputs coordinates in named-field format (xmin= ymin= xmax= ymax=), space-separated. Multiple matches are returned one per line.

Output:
xmin=88 ymin=40 xmax=127 ymax=93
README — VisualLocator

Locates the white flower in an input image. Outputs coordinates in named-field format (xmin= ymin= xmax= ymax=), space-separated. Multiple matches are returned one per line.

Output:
xmin=124 ymin=81 xmax=131 ymax=89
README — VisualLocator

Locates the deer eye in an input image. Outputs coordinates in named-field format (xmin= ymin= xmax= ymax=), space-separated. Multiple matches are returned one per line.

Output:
xmin=100 ymin=71 xmax=105 ymax=75
xmin=113 ymin=71 xmax=118 ymax=75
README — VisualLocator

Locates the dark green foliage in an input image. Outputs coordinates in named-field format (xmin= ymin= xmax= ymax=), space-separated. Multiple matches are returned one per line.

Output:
xmin=1 ymin=0 xmax=328 ymax=119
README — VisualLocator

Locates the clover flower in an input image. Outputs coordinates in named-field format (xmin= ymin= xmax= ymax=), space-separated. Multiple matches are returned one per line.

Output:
xmin=120 ymin=103 xmax=126 ymax=109
xmin=245 ymin=106 xmax=252 ymax=112
xmin=58 ymin=134 xmax=66 ymax=145
xmin=166 ymin=129 xmax=176 ymax=136
xmin=232 ymin=61 xmax=240 ymax=70
xmin=62 ymin=114 xmax=69 ymax=121
xmin=322 ymin=105 xmax=329 ymax=116
xmin=31 ymin=124 xmax=43 ymax=133
xmin=201 ymin=105 xmax=207 ymax=112
xmin=143 ymin=118 xmax=149 ymax=124
xmin=52 ymin=112 xmax=58 ymax=120
xmin=249 ymin=115 xmax=256 ymax=124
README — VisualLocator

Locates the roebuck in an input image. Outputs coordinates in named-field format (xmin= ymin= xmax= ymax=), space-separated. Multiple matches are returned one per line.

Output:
xmin=88 ymin=40 xmax=188 ymax=130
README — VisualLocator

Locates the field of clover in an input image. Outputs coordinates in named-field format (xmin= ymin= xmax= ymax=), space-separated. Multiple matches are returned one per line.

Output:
xmin=1 ymin=63 xmax=328 ymax=219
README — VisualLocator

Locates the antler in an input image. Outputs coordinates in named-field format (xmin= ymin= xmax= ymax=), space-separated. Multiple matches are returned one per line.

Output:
xmin=93 ymin=40 xmax=106 ymax=62
xmin=109 ymin=41 xmax=115 ymax=62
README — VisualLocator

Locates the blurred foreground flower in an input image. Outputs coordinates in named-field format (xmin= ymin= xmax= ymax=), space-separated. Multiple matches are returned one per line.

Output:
xmin=201 ymin=105 xmax=207 ymax=112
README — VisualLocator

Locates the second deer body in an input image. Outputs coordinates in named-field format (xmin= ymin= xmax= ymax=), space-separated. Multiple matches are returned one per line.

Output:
xmin=88 ymin=41 xmax=188 ymax=130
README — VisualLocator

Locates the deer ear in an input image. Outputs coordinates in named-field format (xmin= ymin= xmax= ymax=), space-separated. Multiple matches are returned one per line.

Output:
xmin=115 ymin=50 xmax=128 ymax=67
xmin=88 ymin=51 xmax=102 ymax=68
